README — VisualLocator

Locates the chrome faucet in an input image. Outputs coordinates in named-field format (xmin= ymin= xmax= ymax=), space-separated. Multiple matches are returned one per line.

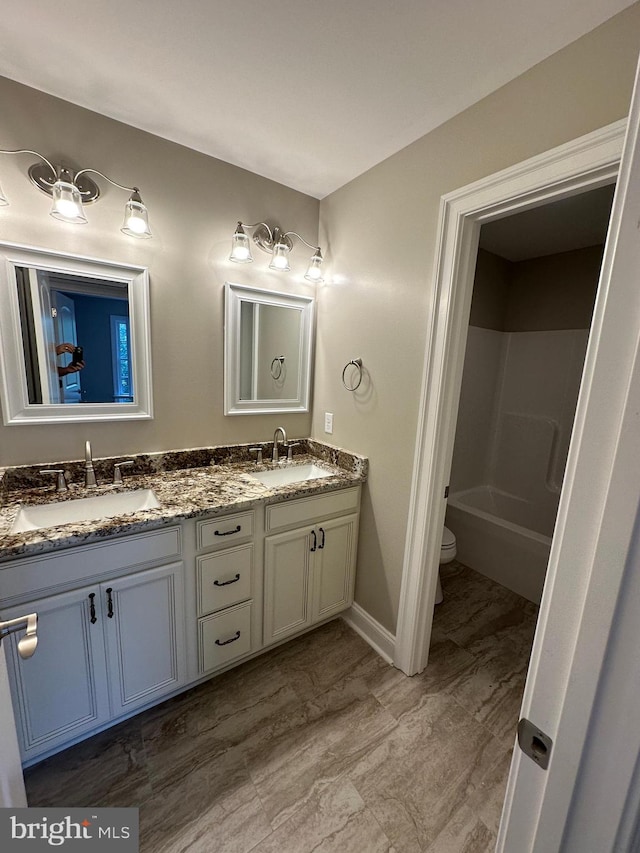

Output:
xmin=84 ymin=440 xmax=97 ymax=489
xmin=272 ymin=427 xmax=288 ymax=463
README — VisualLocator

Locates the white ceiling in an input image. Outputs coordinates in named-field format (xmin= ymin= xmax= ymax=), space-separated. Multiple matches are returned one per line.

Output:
xmin=0 ymin=1 xmax=635 ymax=199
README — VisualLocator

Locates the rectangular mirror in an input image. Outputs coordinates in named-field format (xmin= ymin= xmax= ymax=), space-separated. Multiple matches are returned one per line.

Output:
xmin=0 ymin=243 xmax=153 ymax=425
xmin=224 ymin=282 xmax=314 ymax=415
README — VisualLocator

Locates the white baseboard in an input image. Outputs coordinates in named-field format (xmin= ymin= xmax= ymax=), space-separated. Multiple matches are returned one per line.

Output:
xmin=342 ymin=602 xmax=396 ymax=665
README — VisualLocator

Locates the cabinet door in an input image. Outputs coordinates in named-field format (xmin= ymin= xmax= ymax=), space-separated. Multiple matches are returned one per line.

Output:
xmin=312 ymin=514 xmax=358 ymax=622
xmin=102 ymin=562 xmax=186 ymax=716
xmin=1 ymin=587 xmax=110 ymax=761
xmin=264 ymin=527 xmax=313 ymax=645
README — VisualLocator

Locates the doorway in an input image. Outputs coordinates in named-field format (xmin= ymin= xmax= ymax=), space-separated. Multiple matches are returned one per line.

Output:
xmin=394 ymin=111 xmax=640 ymax=848
xmin=446 ymin=183 xmax=614 ymax=606
xmin=394 ymin=118 xmax=624 ymax=678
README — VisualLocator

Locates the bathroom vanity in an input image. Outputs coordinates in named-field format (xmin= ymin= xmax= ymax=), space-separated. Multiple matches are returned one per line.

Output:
xmin=0 ymin=441 xmax=367 ymax=765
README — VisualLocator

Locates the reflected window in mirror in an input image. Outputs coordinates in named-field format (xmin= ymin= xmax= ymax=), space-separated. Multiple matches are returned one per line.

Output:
xmin=0 ymin=244 xmax=152 ymax=424
xmin=225 ymin=282 xmax=314 ymax=415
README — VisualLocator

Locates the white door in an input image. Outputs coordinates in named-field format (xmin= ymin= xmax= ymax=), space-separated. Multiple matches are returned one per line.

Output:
xmin=30 ymin=270 xmax=60 ymax=404
xmin=53 ymin=291 xmax=82 ymax=403
xmin=498 ymin=57 xmax=640 ymax=849
xmin=264 ymin=527 xmax=313 ymax=644
xmin=102 ymin=563 xmax=186 ymax=715
xmin=0 ymin=643 xmax=26 ymax=807
xmin=311 ymin=514 xmax=358 ymax=622
xmin=2 ymin=587 xmax=110 ymax=764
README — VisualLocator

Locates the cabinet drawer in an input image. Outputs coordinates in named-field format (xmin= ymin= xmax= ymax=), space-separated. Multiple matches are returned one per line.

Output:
xmin=265 ymin=487 xmax=360 ymax=532
xmin=0 ymin=527 xmax=182 ymax=605
xmin=197 ymin=511 xmax=254 ymax=551
xmin=199 ymin=602 xmax=252 ymax=672
xmin=197 ymin=544 xmax=253 ymax=615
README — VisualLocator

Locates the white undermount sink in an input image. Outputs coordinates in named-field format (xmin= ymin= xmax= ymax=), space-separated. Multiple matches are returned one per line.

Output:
xmin=10 ymin=489 xmax=161 ymax=534
xmin=249 ymin=463 xmax=335 ymax=488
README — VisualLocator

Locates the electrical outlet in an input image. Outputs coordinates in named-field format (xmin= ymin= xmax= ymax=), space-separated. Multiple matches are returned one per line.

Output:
xmin=324 ymin=412 xmax=334 ymax=434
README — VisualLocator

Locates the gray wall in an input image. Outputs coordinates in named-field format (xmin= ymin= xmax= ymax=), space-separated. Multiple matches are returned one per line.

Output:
xmin=506 ymin=246 xmax=602 ymax=331
xmin=1 ymin=5 xmax=639 ymax=636
xmin=0 ymin=76 xmax=319 ymax=466
xmin=470 ymin=245 xmax=603 ymax=332
xmin=469 ymin=250 xmax=511 ymax=331
xmin=315 ymin=4 xmax=640 ymax=632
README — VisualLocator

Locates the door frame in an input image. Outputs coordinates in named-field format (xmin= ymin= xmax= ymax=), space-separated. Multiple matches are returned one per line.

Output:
xmin=394 ymin=117 xmax=625 ymax=677
xmin=394 ymin=87 xmax=640 ymax=846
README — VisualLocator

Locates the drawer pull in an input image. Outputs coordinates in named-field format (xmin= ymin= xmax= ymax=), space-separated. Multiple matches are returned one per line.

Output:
xmin=106 ymin=587 xmax=114 ymax=618
xmin=319 ymin=527 xmax=325 ymax=549
xmin=213 ymin=573 xmax=241 ymax=587
xmin=88 ymin=593 xmax=97 ymax=624
xmin=215 ymin=630 xmax=241 ymax=646
xmin=310 ymin=529 xmax=317 ymax=552
xmin=214 ymin=525 xmax=242 ymax=537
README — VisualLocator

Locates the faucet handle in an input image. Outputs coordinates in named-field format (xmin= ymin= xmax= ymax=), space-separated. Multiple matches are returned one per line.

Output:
xmin=287 ymin=443 xmax=301 ymax=461
xmin=113 ymin=460 xmax=134 ymax=485
xmin=40 ymin=469 xmax=68 ymax=493
xmin=249 ymin=446 xmax=263 ymax=465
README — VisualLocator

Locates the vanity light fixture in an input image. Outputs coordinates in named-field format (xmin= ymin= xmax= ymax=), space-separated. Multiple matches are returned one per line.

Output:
xmin=230 ymin=221 xmax=324 ymax=283
xmin=0 ymin=148 xmax=152 ymax=238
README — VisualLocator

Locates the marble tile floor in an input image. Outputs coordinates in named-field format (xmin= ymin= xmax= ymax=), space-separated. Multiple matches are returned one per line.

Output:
xmin=24 ymin=561 xmax=539 ymax=853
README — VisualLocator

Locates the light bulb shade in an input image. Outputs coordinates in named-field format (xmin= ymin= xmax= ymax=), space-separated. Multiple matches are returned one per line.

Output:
xmin=269 ymin=240 xmax=291 ymax=271
xmin=230 ymin=223 xmax=253 ymax=262
xmin=121 ymin=191 xmax=152 ymax=238
xmin=50 ymin=179 xmax=87 ymax=224
xmin=304 ymin=249 xmax=324 ymax=283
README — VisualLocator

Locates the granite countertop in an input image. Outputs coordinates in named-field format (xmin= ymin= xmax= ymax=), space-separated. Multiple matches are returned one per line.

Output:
xmin=0 ymin=440 xmax=368 ymax=562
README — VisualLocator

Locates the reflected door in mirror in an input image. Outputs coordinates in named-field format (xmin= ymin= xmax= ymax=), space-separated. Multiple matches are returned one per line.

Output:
xmin=17 ymin=269 xmax=132 ymax=405
xmin=0 ymin=244 xmax=152 ymax=424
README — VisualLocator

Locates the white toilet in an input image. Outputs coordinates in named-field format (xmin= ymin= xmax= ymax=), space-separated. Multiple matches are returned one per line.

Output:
xmin=436 ymin=525 xmax=457 ymax=604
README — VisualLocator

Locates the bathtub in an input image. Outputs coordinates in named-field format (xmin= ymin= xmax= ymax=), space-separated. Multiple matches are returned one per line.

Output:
xmin=445 ymin=486 xmax=555 ymax=603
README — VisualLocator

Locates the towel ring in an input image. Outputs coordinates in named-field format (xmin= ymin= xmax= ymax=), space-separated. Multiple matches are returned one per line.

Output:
xmin=270 ymin=356 xmax=285 ymax=380
xmin=342 ymin=358 xmax=363 ymax=391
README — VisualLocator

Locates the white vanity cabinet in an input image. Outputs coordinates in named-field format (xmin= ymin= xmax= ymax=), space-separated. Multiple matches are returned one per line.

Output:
xmin=1 ymin=585 xmax=111 ymax=759
xmin=0 ymin=526 xmax=186 ymax=764
xmin=263 ymin=487 xmax=360 ymax=645
xmin=0 ymin=478 xmax=363 ymax=764
xmin=195 ymin=510 xmax=259 ymax=673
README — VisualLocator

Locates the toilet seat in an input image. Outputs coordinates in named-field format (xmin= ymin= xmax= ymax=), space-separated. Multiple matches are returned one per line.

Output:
xmin=440 ymin=525 xmax=457 ymax=565
xmin=442 ymin=526 xmax=456 ymax=549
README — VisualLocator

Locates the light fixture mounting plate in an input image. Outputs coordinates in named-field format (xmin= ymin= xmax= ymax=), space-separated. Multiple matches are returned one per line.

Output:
xmin=28 ymin=162 xmax=100 ymax=203
xmin=253 ymin=223 xmax=292 ymax=254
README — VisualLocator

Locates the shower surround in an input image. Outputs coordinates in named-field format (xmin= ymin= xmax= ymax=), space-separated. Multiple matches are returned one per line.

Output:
xmin=447 ymin=325 xmax=589 ymax=602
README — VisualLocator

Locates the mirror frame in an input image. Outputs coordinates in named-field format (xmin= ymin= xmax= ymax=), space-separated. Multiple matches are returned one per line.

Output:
xmin=224 ymin=282 xmax=314 ymax=415
xmin=0 ymin=242 xmax=153 ymax=425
